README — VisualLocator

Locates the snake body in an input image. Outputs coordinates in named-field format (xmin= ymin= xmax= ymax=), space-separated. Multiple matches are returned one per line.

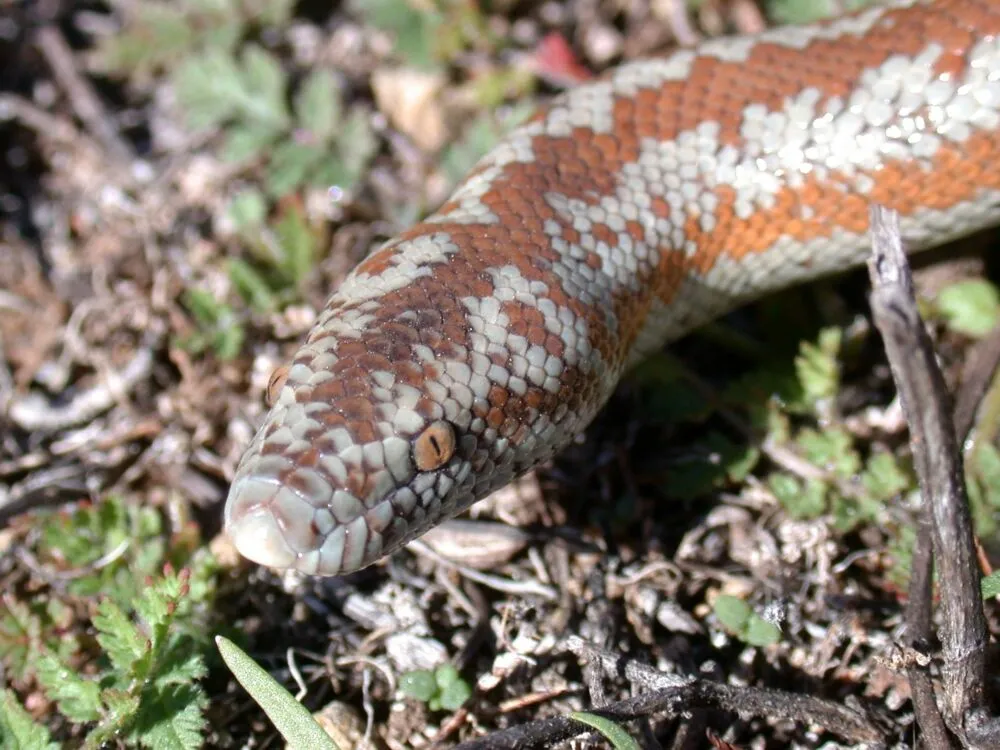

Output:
xmin=225 ymin=0 xmax=1000 ymax=576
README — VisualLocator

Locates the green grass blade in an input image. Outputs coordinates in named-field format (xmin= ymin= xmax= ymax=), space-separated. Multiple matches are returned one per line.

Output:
xmin=216 ymin=636 xmax=338 ymax=749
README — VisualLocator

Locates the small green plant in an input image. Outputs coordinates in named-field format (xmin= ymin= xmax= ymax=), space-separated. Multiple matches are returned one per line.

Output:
xmin=713 ymin=595 xmax=782 ymax=647
xmin=350 ymin=0 xmax=496 ymax=71
xmin=91 ymin=0 xmax=296 ymax=80
xmin=399 ymin=664 xmax=472 ymax=711
xmin=794 ymin=326 xmax=842 ymax=406
xmin=0 ymin=689 xmax=61 ymax=749
xmin=174 ymin=53 xmax=377 ymax=198
xmin=935 ymin=278 xmax=1000 ymax=337
xmin=177 ymin=287 xmax=245 ymax=360
xmin=226 ymin=196 xmax=322 ymax=310
xmin=1 ymin=567 xmax=212 ymax=750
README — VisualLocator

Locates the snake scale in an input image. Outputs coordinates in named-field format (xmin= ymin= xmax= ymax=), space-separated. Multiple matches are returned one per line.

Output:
xmin=224 ymin=0 xmax=1000 ymax=576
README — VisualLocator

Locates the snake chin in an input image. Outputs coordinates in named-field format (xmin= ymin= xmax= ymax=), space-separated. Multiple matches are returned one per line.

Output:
xmin=224 ymin=448 xmax=483 ymax=576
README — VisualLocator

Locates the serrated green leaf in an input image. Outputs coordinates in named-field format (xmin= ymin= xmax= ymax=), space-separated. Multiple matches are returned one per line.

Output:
xmin=222 ymin=122 xmax=281 ymax=163
xmin=267 ymin=142 xmax=323 ymax=196
xmin=569 ymin=712 xmax=641 ymax=750
xmin=84 ymin=688 xmax=142 ymax=747
xmin=216 ymin=636 xmax=338 ymax=749
xmin=36 ymin=651 xmax=101 ymax=723
xmin=937 ymin=279 xmax=1000 ymax=338
xmin=770 ymin=474 xmax=827 ymax=519
xmin=296 ymin=70 xmax=341 ymax=143
xmin=94 ymin=599 xmax=147 ymax=671
xmin=92 ymin=4 xmax=194 ymax=77
xmin=127 ymin=684 xmax=207 ymax=750
xmin=796 ymin=427 xmax=860 ymax=477
xmin=0 ymin=599 xmax=40 ymax=680
xmin=328 ymin=107 xmax=377 ymax=189
xmin=152 ymin=649 xmax=209 ymax=687
xmin=352 ymin=0 xmax=445 ymax=70
xmin=861 ymin=452 xmax=910 ymax=501
xmin=795 ymin=327 xmax=841 ymax=406
xmin=239 ymin=44 xmax=291 ymax=129
xmin=173 ymin=50 xmax=245 ymax=129
xmin=0 ymin=689 xmax=60 ymax=750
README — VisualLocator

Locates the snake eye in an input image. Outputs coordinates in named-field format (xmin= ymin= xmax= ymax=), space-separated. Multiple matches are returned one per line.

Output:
xmin=413 ymin=420 xmax=457 ymax=471
xmin=266 ymin=365 xmax=290 ymax=407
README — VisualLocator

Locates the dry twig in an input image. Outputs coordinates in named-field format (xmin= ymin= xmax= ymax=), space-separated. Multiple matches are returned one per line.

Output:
xmin=866 ymin=206 xmax=1000 ymax=747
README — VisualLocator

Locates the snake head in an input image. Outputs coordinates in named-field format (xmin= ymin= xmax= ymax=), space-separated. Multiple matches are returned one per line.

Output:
xmin=223 ymin=308 xmax=490 ymax=576
xmin=222 ymin=232 xmax=596 ymax=575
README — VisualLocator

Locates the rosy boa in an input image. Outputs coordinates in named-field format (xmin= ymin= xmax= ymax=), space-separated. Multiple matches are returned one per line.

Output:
xmin=224 ymin=0 xmax=1000 ymax=576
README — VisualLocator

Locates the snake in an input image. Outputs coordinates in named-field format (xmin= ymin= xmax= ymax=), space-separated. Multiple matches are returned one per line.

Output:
xmin=224 ymin=0 xmax=1000 ymax=576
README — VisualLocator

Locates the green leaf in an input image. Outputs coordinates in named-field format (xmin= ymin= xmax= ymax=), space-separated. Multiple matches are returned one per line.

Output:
xmin=437 ymin=678 xmax=471 ymax=712
xmin=352 ymin=0 xmax=445 ymax=70
xmin=296 ymin=70 xmax=341 ymax=143
xmin=222 ymin=123 xmax=281 ymax=163
xmin=228 ymin=189 xmax=268 ymax=232
xmin=0 ymin=599 xmax=41 ymax=680
xmin=795 ymin=327 xmax=841 ymax=406
xmin=92 ymin=4 xmax=194 ymax=77
xmin=981 ymin=571 xmax=1000 ymax=599
xmin=937 ymin=279 xmax=1000 ymax=338
xmin=432 ymin=665 xmax=471 ymax=711
xmin=569 ymin=712 xmax=641 ymax=750
xmin=0 ymin=689 xmax=60 ymax=750
xmin=84 ymin=689 xmax=141 ymax=748
xmin=173 ymin=49 xmax=245 ymax=129
xmin=216 ymin=636 xmax=339 ymax=749
xmin=239 ymin=44 xmax=291 ymax=129
xmin=399 ymin=670 xmax=437 ymax=702
xmin=743 ymin=615 xmax=782 ymax=646
xmin=180 ymin=289 xmax=245 ymax=360
xmin=228 ymin=258 xmax=277 ymax=312
xmin=267 ymin=142 xmax=323 ymax=196
xmin=795 ymin=427 xmax=860 ymax=477
xmin=35 ymin=651 xmax=102 ymax=723
xmin=713 ymin=595 xmax=752 ymax=634
xmin=329 ymin=107 xmax=378 ymax=187
xmin=94 ymin=599 xmax=146 ymax=672
xmin=274 ymin=206 xmax=317 ymax=286
xmin=770 ymin=474 xmax=827 ymax=519
xmin=126 ymin=684 xmax=207 ymax=750
xmin=861 ymin=452 xmax=910 ymax=501
xmin=768 ymin=0 xmax=842 ymax=24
